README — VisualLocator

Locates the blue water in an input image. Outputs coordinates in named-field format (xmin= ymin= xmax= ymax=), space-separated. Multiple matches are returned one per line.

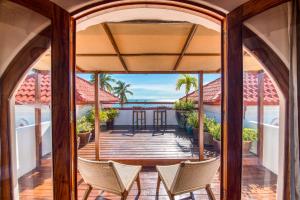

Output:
xmin=110 ymin=99 xmax=175 ymax=108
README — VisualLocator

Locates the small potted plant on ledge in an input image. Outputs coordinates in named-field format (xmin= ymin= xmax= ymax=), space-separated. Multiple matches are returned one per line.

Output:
xmin=174 ymin=99 xmax=195 ymax=129
xmin=242 ymin=128 xmax=257 ymax=154
xmin=76 ymin=116 xmax=93 ymax=148
xmin=105 ymin=108 xmax=119 ymax=130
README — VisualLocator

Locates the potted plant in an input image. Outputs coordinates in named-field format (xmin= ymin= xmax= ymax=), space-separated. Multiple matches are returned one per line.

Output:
xmin=206 ymin=119 xmax=221 ymax=153
xmin=174 ymin=100 xmax=195 ymax=129
xmin=76 ymin=116 xmax=93 ymax=147
xmin=187 ymin=112 xmax=214 ymax=145
xmin=187 ymin=112 xmax=199 ymax=141
xmin=242 ymin=128 xmax=257 ymax=154
xmin=203 ymin=116 xmax=214 ymax=145
xmin=86 ymin=109 xmax=108 ymax=136
xmin=105 ymin=108 xmax=119 ymax=129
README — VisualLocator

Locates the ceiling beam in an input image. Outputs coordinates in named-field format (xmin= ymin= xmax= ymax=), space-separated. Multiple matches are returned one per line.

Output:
xmin=173 ymin=24 xmax=198 ymax=71
xmin=76 ymin=65 xmax=86 ymax=72
xmin=102 ymin=23 xmax=129 ymax=72
xmin=76 ymin=70 xmax=221 ymax=74
xmin=75 ymin=53 xmax=220 ymax=57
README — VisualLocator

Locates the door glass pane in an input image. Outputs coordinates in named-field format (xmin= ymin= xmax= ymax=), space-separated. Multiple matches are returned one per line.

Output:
xmin=0 ymin=1 xmax=52 ymax=198
xmin=242 ymin=3 xmax=289 ymax=198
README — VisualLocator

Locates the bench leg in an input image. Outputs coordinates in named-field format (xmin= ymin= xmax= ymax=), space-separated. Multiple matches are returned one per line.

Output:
xmin=206 ymin=184 xmax=216 ymax=200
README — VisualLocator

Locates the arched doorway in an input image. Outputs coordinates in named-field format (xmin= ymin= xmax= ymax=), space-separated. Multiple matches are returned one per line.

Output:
xmin=0 ymin=0 xmax=290 ymax=199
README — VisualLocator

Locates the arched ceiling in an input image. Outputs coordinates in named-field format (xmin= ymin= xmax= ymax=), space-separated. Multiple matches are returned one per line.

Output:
xmin=0 ymin=0 xmax=289 ymax=76
xmin=49 ymin=0 xmax=250 ymax=13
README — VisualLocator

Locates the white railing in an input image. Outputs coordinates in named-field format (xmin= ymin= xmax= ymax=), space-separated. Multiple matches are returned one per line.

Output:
xmin=249 ymin=121 xmax=279 ymax=175
xmin=16 ymin=121 xmax=52 ymax=178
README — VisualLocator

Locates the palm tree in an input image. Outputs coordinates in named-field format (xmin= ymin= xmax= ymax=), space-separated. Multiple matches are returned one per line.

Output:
xmin=114 ymin=81 xmax=133 ymax=107
xmin=90 ymin=74 xmax=115 ymax=92
xmin=176 ymin=74 xmax=198 ymax=101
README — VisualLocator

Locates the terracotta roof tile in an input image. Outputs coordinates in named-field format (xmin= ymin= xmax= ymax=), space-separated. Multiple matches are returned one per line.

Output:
xmin=181 ymin=72 xmax=279 ymax=106
xmin=15 ymin=72 xmax=119 ymax=105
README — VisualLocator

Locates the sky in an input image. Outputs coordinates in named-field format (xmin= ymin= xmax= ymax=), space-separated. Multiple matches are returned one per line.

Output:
xmin=78 ymin=73 xmax=220 ymax=101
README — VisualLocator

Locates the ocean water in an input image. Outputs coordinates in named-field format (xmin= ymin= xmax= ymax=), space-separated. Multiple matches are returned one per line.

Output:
xmin=111 ymin=99 xmax=176 ymax=108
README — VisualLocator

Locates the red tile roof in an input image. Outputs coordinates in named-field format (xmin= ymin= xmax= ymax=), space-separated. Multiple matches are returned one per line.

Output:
xmin=181 ymin=72 xmax=279 ymax=106
xmin=15 ymin=72 xmax=119 ymax=105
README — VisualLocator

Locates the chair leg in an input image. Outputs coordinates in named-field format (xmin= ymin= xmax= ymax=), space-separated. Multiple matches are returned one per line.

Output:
xmin=77 ymin=178 xmax=84 ymax=186
xmin=136 ymin=174 xmax=141 ymax=195
xmin=167 ymin=191 xmax=175 ymax=200
xmin=156 ymin=175 xmax=161 ymax=195
xmin=190 ymin=192 xmax=195 ymax=200
xmin=205 ymin=184 xmax=216 ymax=200
xmin=82 ymin=185 xmax=92 ymax=200
xmin=121 ymin=191 xmax=128 ymax=200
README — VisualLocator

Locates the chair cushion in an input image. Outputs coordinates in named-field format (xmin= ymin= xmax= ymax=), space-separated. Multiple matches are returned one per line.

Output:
xmin=112 ymin=161 xmax=142 ymax=191
xmin=156 ymin=164 xmax=180 ymax=191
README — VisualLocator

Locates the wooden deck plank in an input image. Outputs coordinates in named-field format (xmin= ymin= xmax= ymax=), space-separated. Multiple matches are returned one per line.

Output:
xmin=18 ymin=127 xmax=277 ymax=199
xmin=18 ymin=157 xmax=276 ymax=200
xmin=78 ymin=127 xmax=201 ymax=166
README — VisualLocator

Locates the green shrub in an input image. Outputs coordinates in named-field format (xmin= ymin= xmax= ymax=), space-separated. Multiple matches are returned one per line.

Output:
xmin=209 ymin=123 xmax=221 ymax=141
xmin=105 ymin=108 xmax=119 ymax=121
xmin=187 ymin=112 xmax=199 ymax=128
xmin=86 ymin=109 xmax=109 ymax=128
xmin=204 ymin=116 xmax=217 ymax=132
xmin=99 ymin=111 xmax=108 ymax=122
xmin=243 ymin=128 xmax=257 ymax=142
xmin=205 ymin=117 xmax=221 ymax=141
xmin=205 ymin=120 xmax=257 ymax=142
xmin=76 ymin=116 xmax=93 ymax=133
xmin=174 ymin=99 xmax=195 ymax=111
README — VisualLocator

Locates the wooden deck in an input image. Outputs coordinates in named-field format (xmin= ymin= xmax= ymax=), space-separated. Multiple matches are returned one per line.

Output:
xmin=78 ymin=126 xmax=204 ymax=166
xmin=18 ymin=127 xmax=277 ymax=199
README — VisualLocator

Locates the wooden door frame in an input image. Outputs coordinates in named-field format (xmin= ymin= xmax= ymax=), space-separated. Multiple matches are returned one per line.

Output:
xmin=1 ymin=0 xmax=291 ymax=199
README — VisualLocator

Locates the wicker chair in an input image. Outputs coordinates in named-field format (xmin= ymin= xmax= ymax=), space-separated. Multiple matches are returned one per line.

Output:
xmin=156 ymin=157 xmax=220 ymax=200
xmin=78 ymin=157 xmax=142 ymax=200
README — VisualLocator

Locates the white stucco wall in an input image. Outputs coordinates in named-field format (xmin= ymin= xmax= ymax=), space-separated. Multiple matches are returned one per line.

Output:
xmin=205 ymin=104 xmax=280 ymax=174
xmin=0 ymin=1 xmax=50 ymax=77
xmin=244 ymin=2 xmax=290 ymax=67
xmin=114 ymin=109 xmax=178 ymax=126
xmin=15 ymin=121 xmax=52 ymax=178
xmin=14 ymin=105 xmax=52 ymax=178
xmin=15 ymin=105 xmax=51 ymax=127
xmin=76 ymin=105 xmax=93 ymax=118
xmin=204 ymin=105 xmax=280 ymax=126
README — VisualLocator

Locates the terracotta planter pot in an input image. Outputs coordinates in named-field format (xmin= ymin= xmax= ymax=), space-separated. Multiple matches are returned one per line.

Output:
xmin=192 ymin=129 xmax=214 ymax=145
xmin=243 ymin=141 xmax=252 ymax=154
xmin=175 ymin=110 xmax=189 ymax=129
xmin=77 ymin=137 xmax=80 ymax=149
xmin=106 ymin=119 xmax=114 ymax=130
xmin=192 ymin=128 xmax=199 ymax=143
xmin=213 ymin=139 xmax=221 ymax=153
xmin=204 ymin=132 xmax=213 ymax=145
xmin=77 ymin=132 xmax=91 ymax=147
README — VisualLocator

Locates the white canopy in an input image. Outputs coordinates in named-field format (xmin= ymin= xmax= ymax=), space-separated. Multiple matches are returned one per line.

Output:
xmin=35 ymin=21 xmax=261 ymax=72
